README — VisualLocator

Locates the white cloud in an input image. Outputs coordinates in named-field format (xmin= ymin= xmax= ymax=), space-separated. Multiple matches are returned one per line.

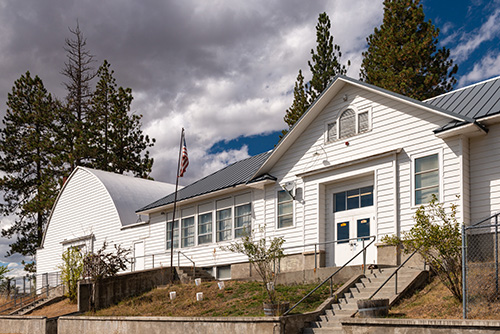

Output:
xmin=458 ymin=52 xmax=500 ymax=86
xmin=451 ymin=9 xmax=500 ymax=62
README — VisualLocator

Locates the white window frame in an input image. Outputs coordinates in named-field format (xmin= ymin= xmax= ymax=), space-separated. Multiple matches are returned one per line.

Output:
xmin=216 ymin=206 xmax=232 ymax=242
xmin=325 ymin=106 xmax=372 ymax=144
xmin=277 ymin=189 xmax=294 ymax=229
xmin=197 ymin=211 xmax=213 ymax=245
xmin=411 ymin=150 xmax=443 ymax=207
xmin=181 ymin=216 xmax=195 ymax=248
xmin=234 ymin=202 xmax=252 ymax=238
xmin=166 ymin=219 xmax=179 ymax=250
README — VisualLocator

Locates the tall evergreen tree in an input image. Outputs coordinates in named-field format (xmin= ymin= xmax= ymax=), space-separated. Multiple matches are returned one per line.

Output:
xmin=283 ymin=12 xmax=349 ymax=132
xmin=61 ymin=22 xmax=96 ymax=170
xmin=308 ymin=12 xmax=349 ymax=103
xmin=0 ymin=72 xmax=62 ymax=271
xmin=284 ymin=70 xmax=308 ymax=129
xmin=360 ymin=0 xmax=457 ymax=100
xmin=89 ymin=60 xmax=155 ymax=177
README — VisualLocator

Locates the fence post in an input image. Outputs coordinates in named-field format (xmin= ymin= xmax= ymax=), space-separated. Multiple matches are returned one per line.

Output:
xmin=152 ymin=254 xmax=155 ymax=268
xmin=462 ymin=223 xmax=467 ymax=319
xmin=496 ymin=215 xmax=499 ymax=295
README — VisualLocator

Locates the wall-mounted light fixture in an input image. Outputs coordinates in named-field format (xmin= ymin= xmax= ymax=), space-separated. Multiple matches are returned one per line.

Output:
xmin=281 ymin=181 xmax=296 ymax=200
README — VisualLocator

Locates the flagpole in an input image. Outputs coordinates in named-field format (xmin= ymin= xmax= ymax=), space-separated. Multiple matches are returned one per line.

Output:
xmin=170 ymin=128 xmax=184 ymax=281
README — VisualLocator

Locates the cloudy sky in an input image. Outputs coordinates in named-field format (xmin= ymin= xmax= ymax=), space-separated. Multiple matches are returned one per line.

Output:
xmin=1 ymin=0 xmax=500 ymax=276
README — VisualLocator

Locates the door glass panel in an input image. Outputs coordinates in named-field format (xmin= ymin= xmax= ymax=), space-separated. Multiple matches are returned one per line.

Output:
xmin=337 ymin=221 xmax=349 ymax=244
xmin=357 ymin=218 xmax=370 ymax=241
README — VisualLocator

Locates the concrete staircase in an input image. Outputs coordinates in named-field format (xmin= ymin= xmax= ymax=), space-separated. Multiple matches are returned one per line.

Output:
xmin=176 ymin=266 xmax=214 ymax=284
xmin=10 ymin=295 xmax=65 ymax=315
xmin=303 ymin=267 xmax=428 ymax=334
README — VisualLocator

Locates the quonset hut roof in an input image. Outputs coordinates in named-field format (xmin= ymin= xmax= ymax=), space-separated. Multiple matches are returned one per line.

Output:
xmin=79 ymin=167 xmax=176 ymax=227
xmin=137 ymin=151 xmax=274 ymax=212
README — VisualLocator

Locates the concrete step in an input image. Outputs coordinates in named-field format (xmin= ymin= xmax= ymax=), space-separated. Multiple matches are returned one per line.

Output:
xmin=303 ymin=327 xmax=344 ymax=334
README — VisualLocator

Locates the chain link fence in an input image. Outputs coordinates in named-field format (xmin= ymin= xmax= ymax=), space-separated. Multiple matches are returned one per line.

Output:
xmin=463 ymin=213 xmax=500 ymax=319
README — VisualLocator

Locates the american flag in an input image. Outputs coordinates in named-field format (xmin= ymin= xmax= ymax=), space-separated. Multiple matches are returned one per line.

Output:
xmin=179 ymin=136 xmax=189 ymax=177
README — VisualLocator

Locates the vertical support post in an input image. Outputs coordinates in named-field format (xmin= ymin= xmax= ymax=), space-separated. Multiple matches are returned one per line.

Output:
xmin=329 ymin=277 xmax=333 ymax=297
xmin=314 ymin=245 xmax=317 ymax=270
xmin=362 ymin=238 xmax=366 ymax=275
xmin=178 ymin=252 xmax=180 ymax=267
xmin=395 ymin=272 xmax=398 ymax=295
xmin=45 ymin=273 xmax=49 ymax=298
xmin=462 ymin=223 xmax=467 ymax=319
xmin=152 ymin=254 xmax=155 ymax=268
xmin=23 ymin=277 xmax=26 ymax=295
xmin=495 ymin=216 xmax=499 ymax=295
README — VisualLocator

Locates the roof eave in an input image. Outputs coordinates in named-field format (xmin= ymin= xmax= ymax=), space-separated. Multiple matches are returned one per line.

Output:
xmin=137 ymin=183 xmax=251 ymax=215
xmin=434 ymin=122 xmax=488 ymax=139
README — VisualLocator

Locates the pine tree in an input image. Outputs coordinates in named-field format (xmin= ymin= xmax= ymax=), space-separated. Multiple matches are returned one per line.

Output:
xmin=60 ymin=22 xmax=96 ymax=170
xmin=360 ymin=0 xmax=457 ymax=100
xmin=283 ymin=12 xmax=349 ymax=132
xmin=284 ymin=70 xmax=308 ymax=129
xmin=89 ymin=60 xmax=155 ymax=177
xmin=308 ymin=12 xmax=349 ymax=103
xmin=0 ymin=72 xmax=62 ymax=270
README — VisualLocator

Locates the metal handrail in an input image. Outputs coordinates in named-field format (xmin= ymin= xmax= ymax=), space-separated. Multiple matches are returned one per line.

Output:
xmin=283 ymin=235 xmax=376 ymax=270
xmin=365 ymin=248 xmax=420 ymax=302
xmin=178 ymin=251 xmax=196 ymax=277
xmin=470 ymin=211 xmax=500 ymax=227
xmin=0 ymin=280 xmax=64 ymax=314
xmin=283 ymin=235 xmax=376 ymax=316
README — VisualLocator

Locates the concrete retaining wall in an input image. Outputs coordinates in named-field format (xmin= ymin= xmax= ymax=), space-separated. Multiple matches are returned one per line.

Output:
xmin=78 ymin=267 xmax=175 ymax=312
xmin=58 ymin=316 xmax=283 ymax=334
xmin=0 ymin=315 xmax=56 ymax=334
xmin=341 ymin=318 xmax=500 ymax=334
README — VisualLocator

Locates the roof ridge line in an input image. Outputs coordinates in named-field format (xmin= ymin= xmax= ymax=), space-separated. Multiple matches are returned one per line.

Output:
xmin=424 ymin=75 xmax=500 ymax=102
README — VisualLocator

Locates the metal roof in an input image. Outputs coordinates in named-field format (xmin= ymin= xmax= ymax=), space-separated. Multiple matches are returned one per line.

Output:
xmin=82 ymin=167 xmax=176 ymax=226
xmin=137 ymin=151 xmax=273 ymax=212
xmin=425 ymin=76 xmax=500 ymax=121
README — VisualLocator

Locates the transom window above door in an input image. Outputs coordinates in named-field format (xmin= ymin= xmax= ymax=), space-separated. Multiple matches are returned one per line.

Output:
xmin=334 ymin=186 xmax=374 ymax=212
xmin=326 ymin=107 xmax=370 ymax=143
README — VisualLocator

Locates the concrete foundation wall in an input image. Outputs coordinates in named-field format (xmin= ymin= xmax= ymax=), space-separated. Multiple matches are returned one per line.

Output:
xmin=58 ymin=316 xmax=283 ymax=334
xmin=231 ymin=251 xmax=326 ymax=280
xmin=341 ymin=318 xmax=500 ymax=334
xmin=0 ymin=315 xmax=56 ymax=334
xmin=78 ymin=267 xmax=174 ymax=312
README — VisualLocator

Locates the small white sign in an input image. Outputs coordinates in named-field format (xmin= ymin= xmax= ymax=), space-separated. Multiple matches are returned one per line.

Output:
xmin=169 ymin=291 xmax=176 ymax=300
xmin=195 ymin=278 xmax=201 ymax=286
xmin=196 ymin=292 xmax=203 ymax=301
xmin=217 ymin=282 xmax=225 ymax=290
xmin=267 ymin=282 xmax=275 ymax=291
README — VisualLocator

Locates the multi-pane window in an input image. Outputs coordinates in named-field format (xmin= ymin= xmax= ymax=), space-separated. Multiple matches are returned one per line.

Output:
xmin=217 ymin=208 xmax=232 ymax=242
xmin=358 ymin=111 xmax=369 ymax=133
xmin=327 ymin=121 xmax=337 ymax=142
xmin=415 ymin=154 xmax=439 ymax=205
xmin=166 ymin=220 xmax=179 ymax=249
xmin=334 ymin=186 xmax=374 ymax=212
xmin=326 ymin=108 xmax=371 ymax=142
xmin=278 ymin=190 xmax=293 ymax=228
xmin=181 ymin=217 xmax=195 ymax=248
xmin=198 ymin=212 xmax=212 ymax=245
xmin=235 ymin=203 xmax=251 ymax=238
xmin=339 ymin=109 xmax=356 ymax=138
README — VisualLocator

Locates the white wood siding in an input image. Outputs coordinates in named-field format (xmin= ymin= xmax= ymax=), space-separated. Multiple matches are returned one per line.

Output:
xmin=470 ymin=123 xmax=500 ymax=223
xmin=268 ymin=84 xmax=463 ymax=251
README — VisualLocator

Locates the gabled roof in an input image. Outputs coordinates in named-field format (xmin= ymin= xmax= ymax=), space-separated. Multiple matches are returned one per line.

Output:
xmin=252 ymin=75 xmax=474 ymax=177
xmin=137 ymin=151 xmax=273 ymax=213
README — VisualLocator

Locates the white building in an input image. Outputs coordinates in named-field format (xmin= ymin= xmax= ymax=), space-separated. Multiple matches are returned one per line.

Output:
xmin=37 ymin=75 xmax=500 ymax=281
xmin=36 ymin=167 xmax=176 ymax=287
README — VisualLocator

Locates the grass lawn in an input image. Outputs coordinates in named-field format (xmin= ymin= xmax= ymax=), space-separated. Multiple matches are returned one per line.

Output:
xmin=90 ymin=280 xmax=337 ymax=317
